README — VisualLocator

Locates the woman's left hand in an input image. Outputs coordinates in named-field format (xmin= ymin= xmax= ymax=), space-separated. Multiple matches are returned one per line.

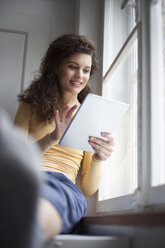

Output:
xmin=88 ymin=132 xmax=114 ymax=162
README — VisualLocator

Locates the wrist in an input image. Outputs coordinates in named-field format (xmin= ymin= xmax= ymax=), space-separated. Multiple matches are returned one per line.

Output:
xmin=92 ymin=154 xmax=101 ymax=163
xmin=49 ymin=132 xmax=60 ymax=143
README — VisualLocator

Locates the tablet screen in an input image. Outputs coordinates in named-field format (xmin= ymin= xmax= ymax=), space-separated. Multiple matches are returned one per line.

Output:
xmin=59 ymin=93 xmax=129 ymax=152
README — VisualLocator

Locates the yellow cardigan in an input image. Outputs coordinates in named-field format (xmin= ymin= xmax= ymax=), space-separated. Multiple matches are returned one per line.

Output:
xmin=14 ymin=103 xmax=103 ymax=197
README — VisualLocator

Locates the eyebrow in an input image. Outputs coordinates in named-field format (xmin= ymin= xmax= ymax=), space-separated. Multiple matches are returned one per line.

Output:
xmin=66 ymin=61 xmax=91 ymax=68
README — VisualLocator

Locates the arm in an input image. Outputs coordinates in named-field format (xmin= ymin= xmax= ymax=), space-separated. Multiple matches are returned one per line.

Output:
xmin=81 ymin=132 xmax=115 ymax=197
xmin=81 ymin=152 xmax=103 ymax=197
xmin=36 ymin=105 xmax=78 ymax=152
xmin=14 ymin=103 xmax=56 ymax=151
xmin=14 ymin=103 xmax=78 ymax=153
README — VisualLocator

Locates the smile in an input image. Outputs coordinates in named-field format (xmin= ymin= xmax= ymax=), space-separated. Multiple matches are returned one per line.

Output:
xmin=70 ymin=80 xmax=82 ymax=87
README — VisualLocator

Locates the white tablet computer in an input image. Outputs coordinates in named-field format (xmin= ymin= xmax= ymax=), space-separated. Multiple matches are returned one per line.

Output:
xmin=59 ymin=93 xmax=129 ymax=153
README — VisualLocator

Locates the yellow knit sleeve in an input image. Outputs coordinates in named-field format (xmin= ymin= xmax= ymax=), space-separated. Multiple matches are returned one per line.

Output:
xmin=80 ymin=151 xmax=103 ymax=197
xmin=14 ymin=103 xmax=31 ymax=137
xmin=14 ymin=103 xmax=57 ymax=152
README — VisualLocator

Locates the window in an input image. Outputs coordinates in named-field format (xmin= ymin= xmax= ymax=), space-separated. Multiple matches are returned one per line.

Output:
xmin=150 ymin=0 xmax=165 ymax=187
xmin=97 ymin=0 xmax=165 ymax=213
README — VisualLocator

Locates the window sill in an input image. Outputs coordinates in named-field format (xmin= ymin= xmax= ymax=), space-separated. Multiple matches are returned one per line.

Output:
xmin=82 ymin=211 xmax=165 ymax=226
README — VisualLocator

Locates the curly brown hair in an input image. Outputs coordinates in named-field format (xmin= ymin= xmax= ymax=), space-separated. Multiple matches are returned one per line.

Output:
xmin=18 ymin=34 xmax=98 ymax=122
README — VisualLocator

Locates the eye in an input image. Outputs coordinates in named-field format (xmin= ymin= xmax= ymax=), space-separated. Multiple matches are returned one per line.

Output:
xmin=83 ymin=68 xmax=90 ymax=74
xmin=69 ymin=65 xmax=77 ymax=70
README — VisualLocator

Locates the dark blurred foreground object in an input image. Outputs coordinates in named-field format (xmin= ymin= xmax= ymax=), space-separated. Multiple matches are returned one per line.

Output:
xmin=0 ymin=109 xmax=43 ymax=248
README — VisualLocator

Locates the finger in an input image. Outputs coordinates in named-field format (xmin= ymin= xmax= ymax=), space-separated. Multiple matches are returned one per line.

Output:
xmin=89 ymin=140 xmax=113 ymax=157
xmin=61 ymin=105 xmax=77 ymax=121
xmin=66 ymin=105 xmax=78 ymax=119
xmin=89 ymin=136 xmax=114 ymax=153
xmin=101 ymin=132 xmax=115 ymax=146
xmin=61 ymin=105 xmax=70 ymax=121
xmin=54 ymin=110 xmax=60 ymax=124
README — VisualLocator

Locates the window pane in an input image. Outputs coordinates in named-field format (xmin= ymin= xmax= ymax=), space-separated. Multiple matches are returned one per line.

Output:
xmin=151 ymin=0 xmax=165 ymax=186
xmin=99 ymin=39 xmax=138 ymax=200
xmin=103 ymin=0 xmax=136 ymax=75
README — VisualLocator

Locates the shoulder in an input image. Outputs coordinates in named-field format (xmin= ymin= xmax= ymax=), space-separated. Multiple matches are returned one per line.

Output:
xmin=18 ymin=102 xmax=31 ymax=112
xmin=14 ymin=102 xmax=33 ymax=122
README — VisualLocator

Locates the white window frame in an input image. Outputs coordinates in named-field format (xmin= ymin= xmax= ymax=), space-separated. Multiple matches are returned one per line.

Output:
xmin=96 ymin=0 xmax=165 ymax=214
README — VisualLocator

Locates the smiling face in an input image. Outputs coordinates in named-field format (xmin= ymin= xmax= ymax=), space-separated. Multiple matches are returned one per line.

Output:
xmin=57 ymin=53 xmax=92 ymax=98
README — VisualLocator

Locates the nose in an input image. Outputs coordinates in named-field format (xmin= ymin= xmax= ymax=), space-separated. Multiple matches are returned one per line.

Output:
xmin=75 ymin=69 xmax=83 ymax=79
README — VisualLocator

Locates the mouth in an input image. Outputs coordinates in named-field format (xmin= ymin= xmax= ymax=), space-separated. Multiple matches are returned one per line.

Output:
xmin=70 ymin=80 xmax=82 ymax=87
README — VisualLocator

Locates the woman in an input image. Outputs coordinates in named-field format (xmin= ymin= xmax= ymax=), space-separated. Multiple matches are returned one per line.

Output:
xmin=14 ymin=34 xmax=114 ymax=241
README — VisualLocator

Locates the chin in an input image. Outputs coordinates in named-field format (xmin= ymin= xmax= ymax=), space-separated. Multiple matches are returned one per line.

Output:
xmin=71 ymin=88 xmax=83 ymax=94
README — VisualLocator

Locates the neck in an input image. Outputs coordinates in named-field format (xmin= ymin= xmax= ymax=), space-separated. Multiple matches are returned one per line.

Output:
xmin=61 ymin=92 xmax=80 ymax=108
